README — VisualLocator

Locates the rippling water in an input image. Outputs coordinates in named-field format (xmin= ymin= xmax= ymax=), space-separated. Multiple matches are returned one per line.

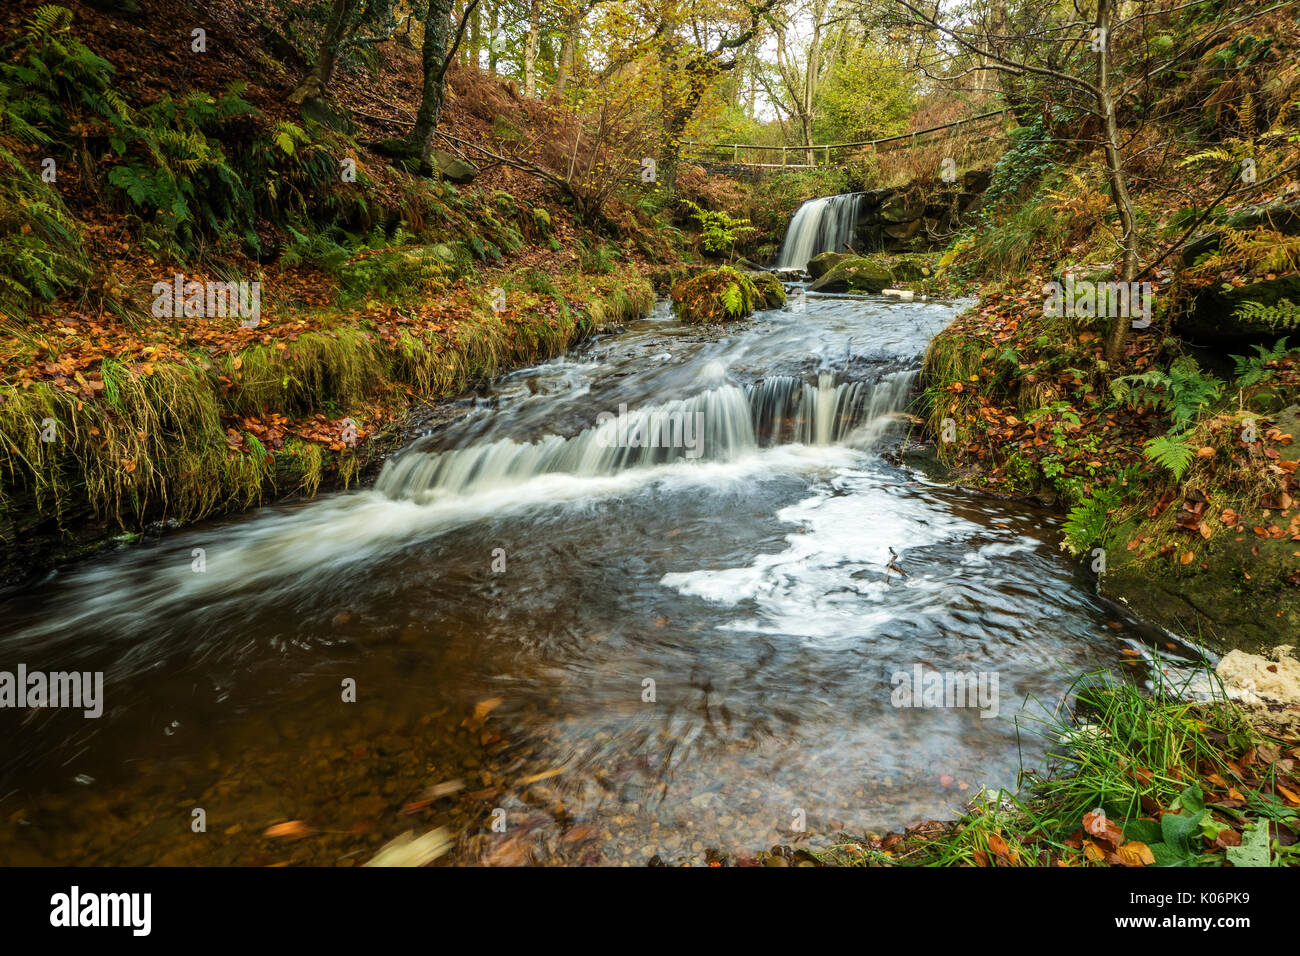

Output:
xmin=0 ymin=291 xmax=1149 ymax=865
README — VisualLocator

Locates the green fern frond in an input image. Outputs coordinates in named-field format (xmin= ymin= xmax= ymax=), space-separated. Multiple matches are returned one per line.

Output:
xmin=722 ymin=282 xmax=745 ymax=317
xmin=1143 ymin=434 xmax=1196 ymax=481
xmin=29 ymin=4 xmax=72 ymax=37
xmin=1235 ymin=299 xmax=1300 ymax=330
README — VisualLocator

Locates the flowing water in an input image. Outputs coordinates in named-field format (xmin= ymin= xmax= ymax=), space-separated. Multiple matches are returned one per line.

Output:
xmin=775 ymin=193 xmax=864 ymax=270
xmin=0 ymin=289 xmax=1153 ymax=866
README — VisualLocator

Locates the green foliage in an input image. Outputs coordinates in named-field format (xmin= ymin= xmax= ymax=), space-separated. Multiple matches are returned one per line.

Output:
xmin=0 ymin=6 xmax=392 ymax=266
xmin=984 ymin=116 xmax=1059 ymax=208
xmin=948 ymin=178 xmax=1072 ymax=280
xmin=682 ymin=199 xmax=756 ymax=256
xmin=1143 ymin=433 xmax=1197 ymax=481
xmin=106 ymin=87 xmax=258 ymax=251
xmin=5 ymin=5 xmax=128 ymax=133
xmin=721 ymin=281 xmax=745 ymax=316
xmin=279 ymin=222 xmax=352 ymax=271
xmin=0 ymin=143 xmax=89 ymax=314
xmin=578 ymin=240 xmax=617 ymax=274
xmin=1234 ymin=298 xmax=1300 ymax=329
xmin=812 ymin=41 xmax=915 ymax=145
xmin=1122 ymin=783 xmax=1212 ymax=866
xmin=1112 ymin=357 xmax=1223 ymax=431
xmin=1062 ymin=483 xmax=1122 ymax=555
xmin=1194 ymin=226 xmax=1300 ymax=278
xmin=1232 ymin=338 xmax=1292 ymax=386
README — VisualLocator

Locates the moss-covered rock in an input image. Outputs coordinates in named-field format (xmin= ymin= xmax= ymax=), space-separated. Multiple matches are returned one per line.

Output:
xmin=807 ymin=251 xmax=851 ymax=279
xmin=1101 ymin=403 xmax=1300 ymax=655
xmin=887 ymin=254 xmax=935 ymax=283
xmin=1179 ymin=274 xmax=1300 ymax=346
xmin=807 ymin=255 xmax=895 ymax=294
xmin=671 ymin=266 xmax=763 ymax=324
xmin=748 ymin=271 xmax=787 ymax=308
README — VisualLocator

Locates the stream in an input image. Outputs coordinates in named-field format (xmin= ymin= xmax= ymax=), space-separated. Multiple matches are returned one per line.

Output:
xmin=0 ymin=289 xmax=1156 ymax=866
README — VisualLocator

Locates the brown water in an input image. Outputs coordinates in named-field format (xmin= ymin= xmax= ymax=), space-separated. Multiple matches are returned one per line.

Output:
xmin=0 ymin=293 xmax=1157 ymax=865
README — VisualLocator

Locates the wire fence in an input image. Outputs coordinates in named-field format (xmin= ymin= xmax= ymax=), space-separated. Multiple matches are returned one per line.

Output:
xmin=681 ymin=108 xmax=1016 ymax=169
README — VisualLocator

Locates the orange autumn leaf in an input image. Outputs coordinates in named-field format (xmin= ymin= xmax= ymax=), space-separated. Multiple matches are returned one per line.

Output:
xmin=264 ymin=820 xmax=313 ymax=840
xmin=986 ymin=832 xmax=1017 ymax=864
xmin=1083 ymin=808 xmax=1123 ymax=846
xmin=1114 ymin=841 xmax=1155 ymax=866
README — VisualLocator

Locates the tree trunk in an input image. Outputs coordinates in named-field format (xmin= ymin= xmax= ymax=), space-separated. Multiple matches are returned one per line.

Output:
xmin=409 ymin=0 xmax=456 ymax=167
xmin=469 ymin=2 xmax=482 ymax=69
xmin=290 ymin=0 xmax=355 ymax=104
xmin=552 ymin=13 xmax=580 ymax=99
xmin=802 ymin=19 xmax=820 ymax=164
xmin=524 ymin=0 xmax=540 ymax=97
xmin=1096 ymin=0 xmax=1140 ymax=363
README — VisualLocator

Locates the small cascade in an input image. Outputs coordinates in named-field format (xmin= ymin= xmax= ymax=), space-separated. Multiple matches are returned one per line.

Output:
xmin=774 ymin=193 xmax=863 ymax=271
xmin=375 ymin=371 xmax=915 ymax=502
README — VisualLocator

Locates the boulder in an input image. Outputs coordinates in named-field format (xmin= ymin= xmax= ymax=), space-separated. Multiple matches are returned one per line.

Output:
xmin=748 ymin=271 xmax=788 ymax=308
xmin=1181 ymin=198 xmax=1300 ymax=266
xmin=858 ymin=188 xmax=892 ymax=209
xmin=429 ymin=148 xmax=479 ymax=184
xmin=1102 ymin=403 xmax=1300 ymax=655
xmin=807 ymin=251 xmax=851 ymax=279
xmin=807 ymin=256 xmax=894 ymax=294
xmin=887 ymin=255 xmax=934 ymax=282
xmin=883 ymin=219 xmax=923 ymax=241
xmin=1178 ymin=273 xmax=1300 ymax=346
xmin=299 ymin=95 xmax=357 ymax=134
xmin=671 ymin=266 xmax=763 ymax=324
xmin=880 ymin=192 xmax=925 ymax=223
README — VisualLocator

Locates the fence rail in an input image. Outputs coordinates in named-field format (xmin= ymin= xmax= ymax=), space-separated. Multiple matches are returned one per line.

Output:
xmin=682 ymin=108 xmax=1014 ymax=169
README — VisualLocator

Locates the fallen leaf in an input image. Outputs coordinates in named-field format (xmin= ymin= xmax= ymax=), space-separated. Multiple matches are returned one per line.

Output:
xmin=264 ymin=820 xmax=313 ymax=840
xmin=1114 ymin=841 xmax=1155 ymax=866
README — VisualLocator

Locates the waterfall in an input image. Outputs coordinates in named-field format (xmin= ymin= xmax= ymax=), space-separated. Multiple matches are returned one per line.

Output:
xmin=376 ymin=371 xmax=915 ymax=502
xmin=774 ymin=193 xmax=863 ymax=271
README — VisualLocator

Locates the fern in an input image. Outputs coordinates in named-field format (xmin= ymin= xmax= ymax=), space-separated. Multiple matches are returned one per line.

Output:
xmin=683 ymin=199 xmax=756 ymax=255
xmin=1232 ymin=338 xmax=1292 ymax=386
xmin=0 ymin=142 xmax=90 ymax=313
xmin=1143 ymin=434 xmax=1196 ymax=481
xmin=721 ymin=282 xmax=746 ymax=317
xmin=1062 ymin=485 xmax=1122 ymax=555
xmin=1192 ymin=226 xmax=1300 ymax=278
xmin=1112 ymin=357 xmax=1222 ymax=431
xmin=1234 ymin=298 xmax=1300 ymax=330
